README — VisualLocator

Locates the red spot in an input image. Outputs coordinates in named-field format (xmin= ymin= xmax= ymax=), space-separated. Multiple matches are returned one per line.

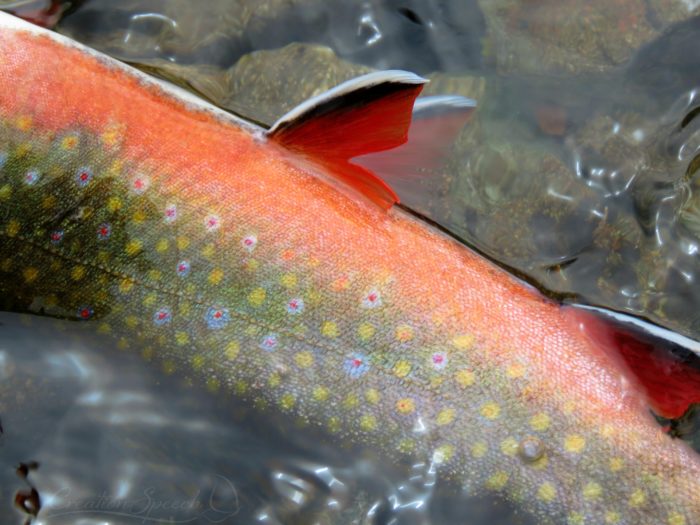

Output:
xmin=214 ymin=311 xmax=222 ymax=319
xmin=353 ymin=358 xmax=362 ymax=368
xmin=433 ymin=355 xmax=444 ymax=364
xmin=134 ymin=179 xmax=143 ymax=189
xmin=80 ymin=309 xmax=91 ymax=319
xmin=80 ymin=172 xmax=88 ymax=181
xmin=368 ymin=293 xmax=377 ymax=302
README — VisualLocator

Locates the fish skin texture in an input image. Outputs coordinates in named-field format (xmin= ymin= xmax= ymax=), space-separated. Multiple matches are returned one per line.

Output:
xmin=0 ymin=18 xmax=699 ymax=525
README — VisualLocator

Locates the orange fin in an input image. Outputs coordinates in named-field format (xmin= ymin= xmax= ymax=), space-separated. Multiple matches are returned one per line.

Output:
xmin=565 ymin=304 xmax=700 ymax=420
xmin=355 ymin=95 xmax=476 ymax=180
xmin=267 ymin=71 xmax=427 ymax=209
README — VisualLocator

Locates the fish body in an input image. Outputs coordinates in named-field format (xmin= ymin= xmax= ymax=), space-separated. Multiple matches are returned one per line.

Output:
xmin=0 ymin=12 xmax=699 ymax=525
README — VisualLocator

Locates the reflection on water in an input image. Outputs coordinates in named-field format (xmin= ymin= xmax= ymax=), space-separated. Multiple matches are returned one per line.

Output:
xmin=0 ymin=313 xmax=528 ymax=525
xmin=2 ymin=0 xmax=700 ymax=523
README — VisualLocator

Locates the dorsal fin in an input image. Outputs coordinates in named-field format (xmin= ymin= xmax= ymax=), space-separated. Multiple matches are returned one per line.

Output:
xmin=267 ymin=71 xmax=427 ymax=209
xmin=565 ymin=304 xmax=700 ymax=420
xmin=354 ymin=95 xmax=476 ymax=204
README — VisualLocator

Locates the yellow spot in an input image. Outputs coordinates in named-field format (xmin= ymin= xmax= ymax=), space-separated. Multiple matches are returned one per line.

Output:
xmin=360 ymin=414 xmax=377 ymax=431
xmin=6 ymin=219 xmax=20 ymax=237
xmin=155 ymin=238 xmax=169 ymax=252
xmin=175 ymin=331 xmax=189 ymax=345
xmin=327 ymin=417 xmax=341 ymax=433
xmin=583 ymin=481 xmax=602 ymax=500
xmin=208 ymin=268 xmax=224 ymax=285
xmin=268 ymin=372 xmax=281 ymax=388
xmin=294 ymin=351 xmax=314 ymax=368
xmin=148 ymin=270 xmax=161 ymax=282
xmin=107 ymin=197 xmax=122 ymax=212
xmin=42 ymin=195 xmax=56 ymax=209
xmin=312 ymin=386 xmax=329 ymax=401
xmin=331 ymin=275 xmax=350 ymax=291
xmin=71 ymin=266 xmax=86 ymax=281
xmin=471 ymin=441 xmax=488 ymax=458
xmin=605 ymin=511 xmax=621 ymax=524
xmin=225 ymin=341 xmax=240 ymax=360
xmin=307 ymin=289 xmax=322 ymax=305
xmin=119 ymin=279 xmax=134 ymax=294
xmin=23 ymin=267 xmax=38 ymax=283
xmin=568 ymin=513 xmax=584 ymax=525
xmin=14 ymin=143 xmax=33 ymax=159
xmin=125 ymin=315 xmax=139 ymax=328
xmin=668 ymin=512 xmax=686 ymax=525
xmin=280 ymin=393 xmax=296 ymax=411
xmin=132 ymin=209 xmax=147 ymax=223
xmin=125 ymin=239 xmax=143 ymax=256
xmin=537 ymin=482 xmax=556 ymax=502
xmin=321 ymin=321 xmax=339 ymax=338
xmin=107 ymin=159 xmax=123 ymax=176
xmin=245 ymin=259 xmax=259 ymax=272
xmin=142 ymin=293 xmax=157 ymax=307
xmin=436 ymin=408 xmax=456 ymax=426
xmin=530 ymin=413 xmax=551 ymax=432
xmin=248 ymin=287 xmax=266 ymax=307
xmin=162 ymin=360 xmax=176 ymax=375
xmin=455 ymin=369 xmax=475 ymax=387
xmin=609 ymin=457 xmax=624 ymax=472
xmin=396 ymin=439 xmax=414 ymax=454
xmin=395 ymin=324 xmax=414 ymax=342
xmin=102 ymin=128 xmax=121 ymax=147
xmin=357 ymin=322 xmax=375 ymax=340
xmin=343 ymin=393 xmax=359 ymax=409
xmin=564 ymin=434 xmax=586 ymax=454
xmin=206 ymin=378 xmax=220 ymax=392
xmin=235 ymin=380 xmax=248 ymax=394
xmin=486 ymin=471 xmax=509 ymax=490
xmin=500 ymin=437 xmax=519 ymax=456
xmin=600 ymin=423 xmax=615 ymax=438
xmin=97 ymin=323 xmax=111 ymax=335
xmin=452 ymin=334 xmax=475 ymax=349
xmin=280 ymin=273 xmax=298 ymax=289
xmin=480 ymin=402 xmax=501 ymax=420
xmin=192 ymin=354 xmax=205 ymax=370
xmin=201 ymin=244 xmax=215 ymax=258
xmin=433 ymin=444 xmax=454 ymax=463
xmin=177 ymin=236 xmax=190 ymax=250
xmin=393 ymin=360 xmax=411 ymax=378
xmin=506 ymin=363 xmax=525 ymax=378
xmin=629 ymin=489 xmax=646 ymax=507
xmin=396 ymin=398 xmax=415 ymax=414
xmin=563 ymin=400 xmax=576 ymax=414
xmin=61 ymin=135 xmax=78 ymax=150
xmin=15 ymin=115 xmax=32 ymax=131
xmin=365 ymin=388 xmax=380 ymax=404
xmin=141 ymin=346 xmax=154 ymax=360
xmin=179 ymin=302 xmax=191 ymax=315
xmin=0 ymin=185 xmax=11 ymax=200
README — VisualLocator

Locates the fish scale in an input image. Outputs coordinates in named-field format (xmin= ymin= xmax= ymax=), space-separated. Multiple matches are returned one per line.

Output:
xmin=0 ymin=15 xmax=699 ymax=525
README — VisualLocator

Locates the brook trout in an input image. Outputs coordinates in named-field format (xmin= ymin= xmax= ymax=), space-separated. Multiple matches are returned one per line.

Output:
xmin=1 ymin=11 xmax=700 ymax=525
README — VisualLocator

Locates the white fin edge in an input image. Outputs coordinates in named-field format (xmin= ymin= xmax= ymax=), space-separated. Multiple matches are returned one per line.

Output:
xmin=267 ymin=70 xmax=428 ymax=135
xmin=0 ymin=10 xmax=265 ymax=137
xmin=571 ymin=304 xmax=700 ymax=357
xmin=413 ymin=95 xmax=477 ymax=113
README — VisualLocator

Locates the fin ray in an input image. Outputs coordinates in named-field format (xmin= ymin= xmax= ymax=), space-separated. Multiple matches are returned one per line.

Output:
xmin=267 ymin=71 xmax=428 ymax=209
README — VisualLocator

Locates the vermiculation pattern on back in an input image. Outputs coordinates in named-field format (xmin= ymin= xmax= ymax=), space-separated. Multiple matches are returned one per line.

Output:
xmin=0 ymin=22 xmax=699 ymax=525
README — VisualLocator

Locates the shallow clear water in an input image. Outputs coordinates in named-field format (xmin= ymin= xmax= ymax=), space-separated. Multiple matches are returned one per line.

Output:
xmin=2 ymin=0 xmax=700 ymax=523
